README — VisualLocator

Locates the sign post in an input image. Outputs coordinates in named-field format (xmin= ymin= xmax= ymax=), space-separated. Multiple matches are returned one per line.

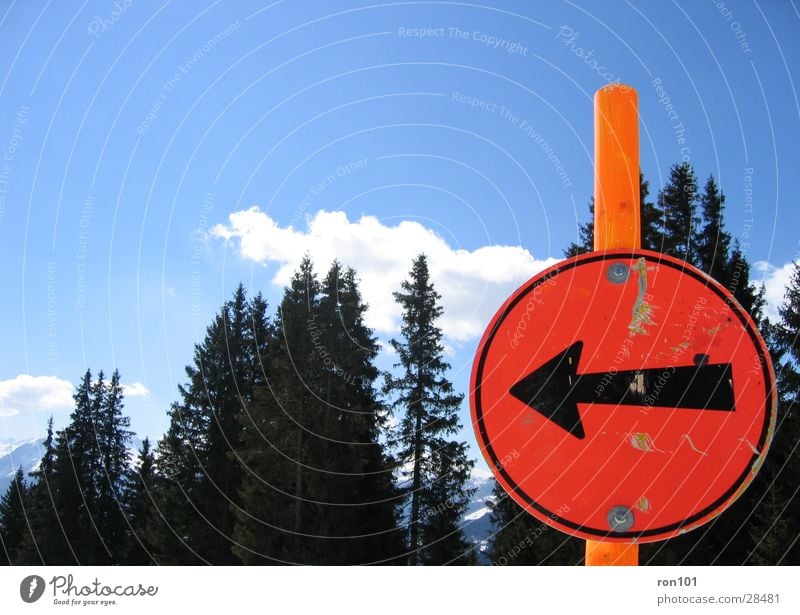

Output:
xmin=586 ymin=83 xmax=641 ymax=566
xmin=470 ymin=84 xmax=777 ymax=567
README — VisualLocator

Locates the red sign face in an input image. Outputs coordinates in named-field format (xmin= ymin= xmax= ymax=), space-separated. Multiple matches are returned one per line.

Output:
xmin=471 ymin=249 xmax=776 ymax=542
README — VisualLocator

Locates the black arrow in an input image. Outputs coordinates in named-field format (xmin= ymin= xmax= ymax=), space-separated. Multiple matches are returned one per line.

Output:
xmin=509 ymin=341 xmax=735 ymax=439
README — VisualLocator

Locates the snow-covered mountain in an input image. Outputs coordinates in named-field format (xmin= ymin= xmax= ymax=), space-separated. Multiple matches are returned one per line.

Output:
xmin=0 ymin=436 xmax=144 ymax=496
xmin=395 ymin=465 xmax=497 ymax=563
xmin=0 ymin=438 xmax=44 ymax=494
xmin=460 ymin=467 xmax=496 ymax=563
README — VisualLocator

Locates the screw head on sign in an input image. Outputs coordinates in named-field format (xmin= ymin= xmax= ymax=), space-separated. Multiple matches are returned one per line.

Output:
xmin=607 ymin=505 xmax=635 ymax=532
xmin=606 ymin=262 xmax=629 ymax=284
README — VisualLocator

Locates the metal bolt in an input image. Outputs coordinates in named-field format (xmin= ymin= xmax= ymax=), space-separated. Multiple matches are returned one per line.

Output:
xmin=607 ymin=505 xmax=634 ymax=532
xmin=606 ymin=262 xmax=629 ymax=284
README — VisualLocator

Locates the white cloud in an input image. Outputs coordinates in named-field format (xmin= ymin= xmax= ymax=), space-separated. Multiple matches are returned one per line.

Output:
xmin=123 ymin=382 xmax=151 ymax=398
xmin=753 ymin=261 xmax=797 ymax=321
xmin=212 ymin=208 xmax=558 ymax=341
xmin=0 ymin=375 xmax=73 ymax=417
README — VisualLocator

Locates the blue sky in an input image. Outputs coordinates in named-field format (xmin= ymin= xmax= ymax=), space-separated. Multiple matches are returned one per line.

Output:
xmin=1 ymin=1 xmax=798 ymax=467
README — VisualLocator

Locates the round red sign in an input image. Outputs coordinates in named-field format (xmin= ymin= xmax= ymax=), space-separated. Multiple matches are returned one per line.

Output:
xmin=471 ymin=249 xmax=776 ymax=542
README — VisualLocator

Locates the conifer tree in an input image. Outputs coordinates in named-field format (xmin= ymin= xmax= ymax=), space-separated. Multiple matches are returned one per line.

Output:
xmin=17 ymin=371 xmax=133 ymax=564
xmin=93 ymin=369 xmax=132 ymax=563
xmin=52 ymin=370 xmax=108 ymax=563
xmin=232 ymin=383 xmax=296 ymax=564
xmin=417 ymin=440 xmax=476 ymax=564
xmin=659 ymin=162 xmax=699 ymax=264
xmin=150 ymin=284 xmax=271 ymax=563
xmin=640 ymin=172 xmax=665 ymax=252
xmin=235 ymin=259 xmax=403 ymax=564
xmin=308 ymin=263 xmax=403 ymax=563
xmin=777 ymin=262 xmax=800 ymax=402
xmin=754 ymin=260 xmax=800 ymax=564
xmin=124 ymin=437 xmax=157 ymax=564
xmin=488 ymin=481 xmax=582 ymax=565
xmin=14 ymin=417 xmax=71 ymax=564
xmin=14 ymin=374 xmax=133 ymax=564
xmin=0 ymin=467 xmax=28 ymax=565
xmin=272 ymin=257 xmax=320 ymax=562
xmin=747 ymin=482 xmax=796 ymax=565
xmin=385 ymin=254 xmax=475 ymax=565
xmin=695 ymin=176 xmax=732 ymax=283
xmin=689 ymin=176 xmax=765 ymax=327
xmin=233 ymin=260 xmax=315 ymax=563
xmin=726 ymin=242 xmax=766 ymax=321
xmin=145 ymin=419 xmax=208 ymax=564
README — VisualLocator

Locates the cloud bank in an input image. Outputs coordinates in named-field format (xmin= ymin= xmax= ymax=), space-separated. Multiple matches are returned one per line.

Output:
xmin=213 ymin=207 xmax=798 ymax=341
xmin=212 ymin=208 xmax=558 ymax=341
xmin=0 ymin=375 xmax=73 ymax=417
xmin=123 ymin=382 xmax=151 ymax=398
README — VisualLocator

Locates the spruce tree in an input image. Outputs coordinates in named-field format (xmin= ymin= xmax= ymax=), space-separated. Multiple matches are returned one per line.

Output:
xmin=16 ymin=371 xmax=135 ymax=564
xmin=14 ymin=417 xmax=71 ymax=564
xmin=234 ymin=258 xmax=316 ymax=564
xmin=150 ymin=284 xmax=271 ymax=564
xmin=274 ymin=257 xmax=320 ymax=562
xmin=726 ymin=242 xmax=766 ymax=321
xmin=695 ymin=176 xmax=732 ymax=283
xmin=385 ymin=254 xmax=475 ymax=565
xmin=0 ymin=467 xmax=28 ymax=565
xmin=232 ymin=384 xmax=295 ymax=564
xmin=755 ymin=260 xmax=800 ymax=564
xmin=93 ymin=369 xmax=133 ymax=563
xmin=236 ymin=259 xmax=403 ymax=564
xmin=308 ymin=263 xmax=403 ymax=563
xmin=747 ymin=482 xmax=796 ymax=565
xmin=296 ymin=260 xmax=347 ymax=564
xmin=488 ymin=481 xmax=582 ymax=565
xmin=700 ymin=218 xmax=767 ymax=383
xmin=659 ymin=162 xmax=699 ymax=264
xmin=49 ymin=370 xmax=134 ymax=564
xmin=145 ymin=419 xmax=208 ymax=564
xmin=777 ymin=261 xmax=800 ymax=401
xmin=124 ymin=437 xmax=157 ymax=564
xmin=417 ymin=440 xmax=476 ymax=564
xmin=52 ymin=370 xmax=107 ymax=563
xmin=640 ymin=172 xmax=665 ymax=252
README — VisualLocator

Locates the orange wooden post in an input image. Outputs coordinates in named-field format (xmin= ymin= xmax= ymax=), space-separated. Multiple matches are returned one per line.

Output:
xmin=586 ymin=83 xmax=641 ymax=566
xmin=585 ymin=538 xmax=639 ymax=566
xmin=593 ymin=83 xmax=640 ymax=251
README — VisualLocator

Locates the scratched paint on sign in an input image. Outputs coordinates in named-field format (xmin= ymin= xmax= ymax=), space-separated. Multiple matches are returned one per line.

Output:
xmin=627 ymin=432 xmax=665 ymax=453
xmin=628 ymin=258 xmax=656 ymax=336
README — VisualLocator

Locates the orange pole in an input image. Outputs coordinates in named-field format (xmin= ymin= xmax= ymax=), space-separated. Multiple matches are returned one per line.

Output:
xmin=585 ymin=538 xmax=639 ymax=566
xmin=586 ymin=83 xmax=641 ymax=566
xmin=593 ymin=84 xmax=640 ymax=251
